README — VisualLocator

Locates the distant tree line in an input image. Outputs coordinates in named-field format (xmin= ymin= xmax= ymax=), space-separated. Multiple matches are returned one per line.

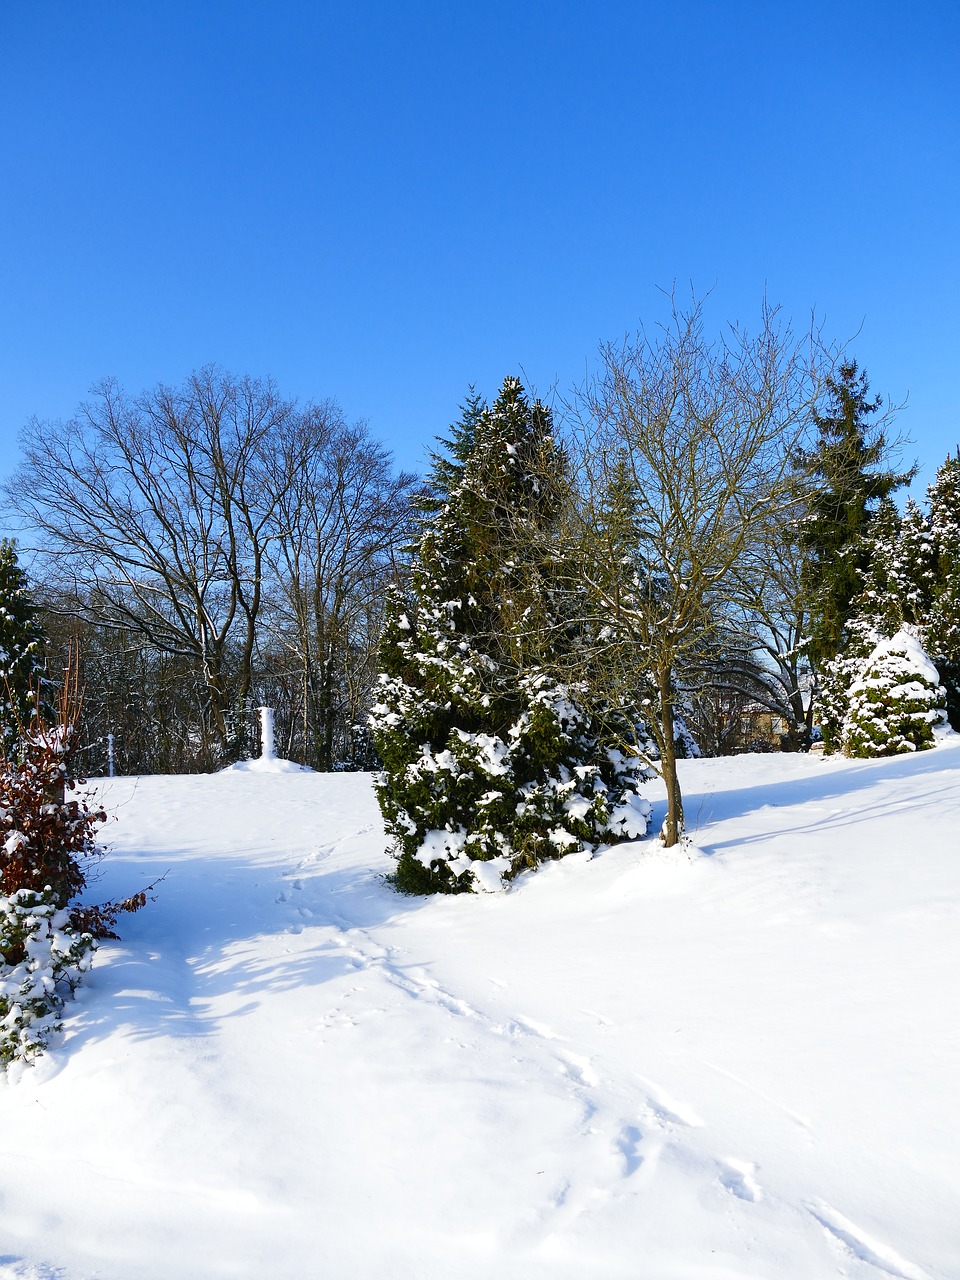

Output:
xmin=4 ymin=369 xmax=419 ymax=772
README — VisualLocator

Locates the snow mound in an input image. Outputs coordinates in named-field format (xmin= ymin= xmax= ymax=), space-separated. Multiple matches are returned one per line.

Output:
xmin=219 ymin=756 xmax=313 ymax=774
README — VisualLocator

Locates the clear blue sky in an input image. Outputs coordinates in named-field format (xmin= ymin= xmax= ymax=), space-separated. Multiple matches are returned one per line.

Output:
xmin=1 ymin=1 xmax=958 ymax=499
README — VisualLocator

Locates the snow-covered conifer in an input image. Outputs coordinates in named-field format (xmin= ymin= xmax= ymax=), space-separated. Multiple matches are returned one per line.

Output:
xmin=841 ymin=629 xmax=946 ymax=757
xmin=817 ymin=617 xmax=881 ymax=753
xmin=371 ymin=378 xmax=652 ymax=894
xmin=895 ymin=499 xmax=936 ymax=626
xmin=850 ymin=498 xmax=905 ymax=637
xmin=797 ymin=362 xmax=913 ymax=669
xmin=817 ymin=499 xmax=935 ymax=751
xmin=0 ymin=541 xmax=46 ymax=759
xmin=924 ymin=451 xmax=960 ymax=727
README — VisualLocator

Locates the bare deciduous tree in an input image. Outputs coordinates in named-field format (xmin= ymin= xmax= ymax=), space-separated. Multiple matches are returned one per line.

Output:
xmin=263 ymin=414 xmax=421 ymax=769
xmin=569 ymin=295 xmax=830 ymax=845
xmin=7 ymin=369 xmax=340 ymax=763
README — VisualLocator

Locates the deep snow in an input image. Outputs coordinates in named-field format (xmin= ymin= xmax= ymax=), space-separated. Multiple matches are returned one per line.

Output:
xmin=1 ymin=742 xmax=958 ymax=1279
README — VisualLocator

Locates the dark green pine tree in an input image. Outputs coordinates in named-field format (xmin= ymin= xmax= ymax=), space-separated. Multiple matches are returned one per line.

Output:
xmin=797 ymin=361 xmax=915 ymax=669
xmin=925 ymin=449 xmax=960 ymax=728
xmin=0 ymin=541 xmax=46 ymax=757
xmin=370 ymin=377 xmax=652 ymax=894
xmin=417 ymin=388 xmax=487 ymax=515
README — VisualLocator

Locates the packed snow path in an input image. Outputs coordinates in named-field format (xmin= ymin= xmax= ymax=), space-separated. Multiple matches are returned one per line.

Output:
xmin=1 ymin=746 xmax=959 ymax=1279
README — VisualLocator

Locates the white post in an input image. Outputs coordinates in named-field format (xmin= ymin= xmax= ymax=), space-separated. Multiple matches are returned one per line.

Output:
xmin=258 ymin=707 xmax=276 ymax=761
xmin=107 ymin=732 xmax=115 ymax=778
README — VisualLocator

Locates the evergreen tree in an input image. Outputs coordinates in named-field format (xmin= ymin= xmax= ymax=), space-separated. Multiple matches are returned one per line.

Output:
xmin=816 ymin=497 xmax=935 ymax=752
xmin=419 ymin=388 xmax=487 ymax=514
xmin=370 ymin=378 xmax=652 ymax=894
xmin=850 ymin=497 xmax=903 ymax=635
xmin=842 ymin=629 xmax=945 ymax=757
xmin=895 ymin=498 xmax=937 ymax=626
xmin=0 ymin=541 xmax=46 ymax=758
xmin=925 ymin=450 xmax=960 ymax=727
xmin=797 ymin=361 xmax=914 ymax=669
xmin=817 ymin=617 xmax=882 ymax=753
xmin=847 ymin=496 xmax=936 ymax=637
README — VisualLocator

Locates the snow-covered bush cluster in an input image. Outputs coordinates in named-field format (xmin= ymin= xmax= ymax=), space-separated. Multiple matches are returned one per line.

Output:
xmin=815 ymin=450 xmax=960 ymax=758
xmin=0 ymin=886 xmax=95 ymax=1067
xmin=371 ymin=378 xmax=653 ymax=894
xmin=841 ymin=629 xmax=946 ymax=757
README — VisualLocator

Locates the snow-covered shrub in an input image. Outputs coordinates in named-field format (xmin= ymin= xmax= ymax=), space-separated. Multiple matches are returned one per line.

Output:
xmin=0 ymin=886 xmax=95 ymax=1066
xmin=375 ymin=658 xmax=652 ymax=893
xmin=842 ymin=629 xmax=946 ymax=757
xmin=0 ymin=660 xmax=150 ymax=1068
xmin=0 ymin=725 xmax=106 ymax=907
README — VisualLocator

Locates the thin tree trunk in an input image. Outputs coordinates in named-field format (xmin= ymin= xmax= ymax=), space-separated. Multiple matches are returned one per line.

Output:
xmin=658 ymin=664 xmax=683 ymax=847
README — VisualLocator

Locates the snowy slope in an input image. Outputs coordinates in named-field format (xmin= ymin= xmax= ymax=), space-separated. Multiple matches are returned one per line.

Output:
xmin=0 ymin=744 xmax=958 ymax=1280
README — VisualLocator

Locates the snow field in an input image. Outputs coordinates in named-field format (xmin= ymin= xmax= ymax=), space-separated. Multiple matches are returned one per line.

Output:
xmin=0 ymin=747 xmax=958 ymax=1279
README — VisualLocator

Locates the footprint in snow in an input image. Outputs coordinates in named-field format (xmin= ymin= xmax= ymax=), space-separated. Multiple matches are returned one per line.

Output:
xmin=506 ymin=1015 xmax=561 ymax=1040
xmin=615 ymin=1125 xmax=644 ymax=1176
xmin=404 ymin=969 xmax=478 ymax=1018
xmin=638 ymin=1077 xmax=705 ymax=1129
xmin=434 ymin=991 xmax=476 ymax=1018
xmin=718 ymin=1158 xmax=762 ymax=1202
xmin=556 ymin=1049 xmax=599 ymax=1087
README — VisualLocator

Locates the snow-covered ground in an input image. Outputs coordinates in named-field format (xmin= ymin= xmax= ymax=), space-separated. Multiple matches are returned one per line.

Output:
xmin=1 ymin=743 xmax=959 ymax=1280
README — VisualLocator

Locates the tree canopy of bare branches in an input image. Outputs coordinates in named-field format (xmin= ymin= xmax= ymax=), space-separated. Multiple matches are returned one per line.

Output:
xmin=6 ymin=368 xmax=418 ymax=768
xmin=568 ymin=295 xmax=831 ymax=844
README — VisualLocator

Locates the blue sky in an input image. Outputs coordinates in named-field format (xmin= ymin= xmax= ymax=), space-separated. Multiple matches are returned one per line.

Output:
xmin=1 ymin=1 xmax=958 ymax=499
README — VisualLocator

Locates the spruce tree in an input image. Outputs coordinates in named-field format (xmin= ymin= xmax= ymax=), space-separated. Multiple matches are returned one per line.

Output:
xmin=817 ymin=498 xmax=935 ymax=752
xmin=420 ymin=388 xmax=487 ymax=512
xmin=0 ymin=542 xmax=46 ymax=758
xmin=370 ymin=378 xmax=652 ymax=894
xmin=797 ymin=361 xmax=914 ymax=669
